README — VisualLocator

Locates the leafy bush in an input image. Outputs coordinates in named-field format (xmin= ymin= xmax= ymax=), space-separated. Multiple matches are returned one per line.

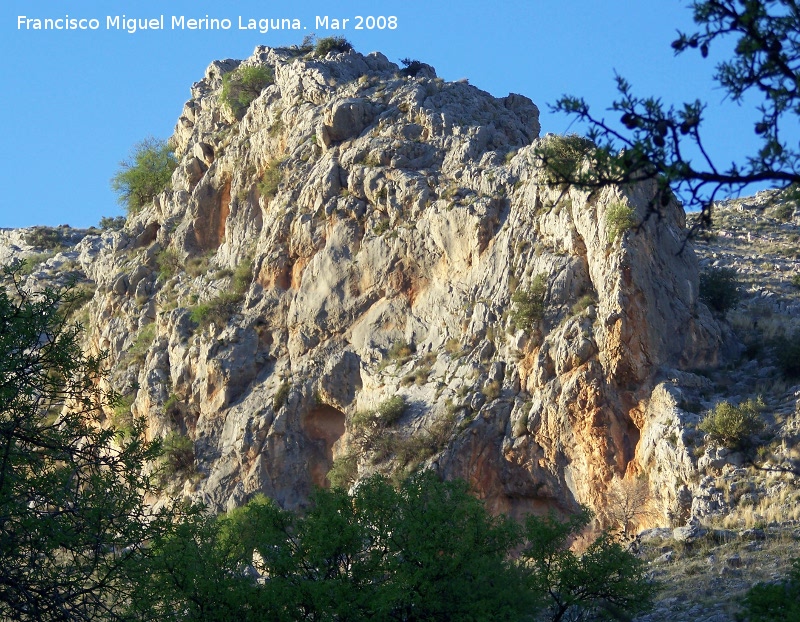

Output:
xmin=220 ymin=64 xmax=274 ymax=118
xmin=511 ymin=274 xmax=547 ymax=331
xmin=377 ymin=395 xmax=406 ymax=425
xmin=792 ymin=273 xmax=800 ymax=288
xmin=775 ymin=331 xmax=800 ymax=378
xmin=155 ymin=248 xmax=182 ymax=281
xmin=189 ymin=292 xmax=242 ymax=329
xmin=699 ymin=398 xmax=765 ymax=450
xmin=384 ymin=340 xmax=414 ymax=365
xmin=314 ymin=36 xmax=352 ymax=57
xmin=273 ymin=382 xmax=290 ymax=412
xmin=24 ymin=226 xmax=63 ymax=250
xmin=185 ymin=254 xmax=210 ymax=277
xmin=699 ymin=266 xmax=740 ymax=314
xmin=161 ymin=432 xmax=195 ymax=477
xmin=111 ymin=394 xmax=135 ymax=435
xmin=111 ymin=137 xmax=177 ymax=214
xmin=129 ymin=323 xmax=157 ymax=364
xmin=258 ymin=160 xmax=283 ymax=199
xmin=537 ymin=133 xmax=595 ymax=185
xmin=482 ymin=380 xmax=502 ymax=401
xmin=99 ymin=215 xmax=127 ymax=230
xmin=327 ymin=453 xmax=358 ymax=489
xmin=606 ymin=202 xmax=636 ymax=242
xmin=571 ymin=293 xmax=597 ymax=316
xmin=773 ymin=202 xmax=795 ymax=222
xmin=232 ymin=258 xmax=253 ymax=295
xmin=400 ymin=57 xmax=425 ymax=77
xmin=19 ymin=252 xmax=55 ymax=275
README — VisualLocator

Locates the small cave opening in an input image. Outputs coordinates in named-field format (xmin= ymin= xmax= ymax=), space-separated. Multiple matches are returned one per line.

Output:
xmin=301 ymin=404 xmax=346 ymax=488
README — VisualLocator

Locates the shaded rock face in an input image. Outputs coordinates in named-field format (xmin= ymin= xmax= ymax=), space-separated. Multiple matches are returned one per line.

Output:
xmin=47 ymin=45 xmax=727 ymax=522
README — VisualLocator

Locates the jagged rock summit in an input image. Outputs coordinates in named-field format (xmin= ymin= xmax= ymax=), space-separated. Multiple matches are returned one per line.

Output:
xmin=15 ymin=44 xmax=732 ymax=525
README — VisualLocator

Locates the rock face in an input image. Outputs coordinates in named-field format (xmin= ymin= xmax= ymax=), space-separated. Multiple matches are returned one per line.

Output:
xmin=10 ymin=45 xmax=731 ymax=524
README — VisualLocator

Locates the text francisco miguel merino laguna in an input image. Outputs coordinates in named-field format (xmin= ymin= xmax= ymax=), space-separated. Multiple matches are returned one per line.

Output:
xmin=16 ymin=15 xmax=373 ymax=34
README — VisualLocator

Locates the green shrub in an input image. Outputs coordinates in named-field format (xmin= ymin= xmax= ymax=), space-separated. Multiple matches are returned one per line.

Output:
xmin=99 ymin=215 xmax=127 ymax=231
xmin=24 ymin=227 xmax=63 ymax=250
xmin=220 ymin=65 xmax=274 ymax=118
xmin=482 ymin=380 xmax=501 ymax=401
xmin=161 ymin=432 xmax=195 ymax=477
xmin=772 ymin=202 xmax=795 ymax=222
xmin=699 ymin=266 xmax=740 ymax=314
xmin=511 ymin=274 xmax=547 ymax=331
xmin=327 ymin=453 xmax=359 ymax=489
xmin=189 ymin=292 xmax=241 ymax=329
xmin=399 ymin=57 xmax=425 ymax=77
xmin=792 ymin=273 xmax=800 ymax=288
xmin=775 ymin=331 xmax=800 ymax=378
xmin=377 ymin=396 xmax=406 ymax=425
xmin=537 ymin=133 xmax=594 ymax=185
xmin=185 ymin=254 xmax=211 ymax=277
xmin=571 ymin=293 xmax=597 ymax=316
xmin=606 ymin=202 xmax=636 ymax=242
xmin=155 ymin=248 xmax=182 ymax=281
xmin=699 ymin=398 xmax=765 ymax=450
xmin=19 ymin=252 xmax=56 ymax=275
xmin=273 ymin=382 xmax=290 ymax=412
xmin=258 ymin=160 xmax=283 ymax=199
xmin=314 ymin=36 xmax=352 ymax=57
xmin=111 ymin=137 xmax=177 ymax=214
xmin=384 ymin=340 xmax=414 ymax=365
xmin=232 ymin=258 xmax=253 ymax=295
xmin=129 ymin=323 xmax=157 ymax=364
xmin=111 ymin=394 xmax=135 ymax=435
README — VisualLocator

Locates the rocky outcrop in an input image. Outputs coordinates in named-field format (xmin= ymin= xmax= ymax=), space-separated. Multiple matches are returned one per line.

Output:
xmin=8 ymin=44 xmax=734 ymax=525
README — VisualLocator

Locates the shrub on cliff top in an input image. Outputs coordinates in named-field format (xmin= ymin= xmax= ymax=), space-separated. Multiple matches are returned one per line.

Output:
xmin=314 ymin=36 xmax=352 ymax=57
xmin=220 ymin=64 xmax=274 ymax=118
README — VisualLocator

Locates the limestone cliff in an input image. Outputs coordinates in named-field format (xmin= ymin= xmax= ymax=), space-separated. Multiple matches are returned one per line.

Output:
xmin=10 ymin=45 xmax=732 ymax=526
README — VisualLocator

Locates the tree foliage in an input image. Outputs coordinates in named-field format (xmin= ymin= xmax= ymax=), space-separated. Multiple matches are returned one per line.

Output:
xmin=699 ymin=397 xmax=766 ymax=450
xmin=699 ymin=266 xmax=741 ymax=313
xmin=110 ymin=137 xmax=177 ymax=214
xmin=220 ymin=64 xmax=274 ymax=118
xmin=521 ymin=508 xmax=656 ymax=622
xmin=541 ymin=0 xmax=800 ymax=230
xmin=128 ymin=472 xmax=655 ymax=622
xmin=0 ymin=262 xmax=167 ymax=621
xmin=130 ymin=472 xmax=534 ymax=621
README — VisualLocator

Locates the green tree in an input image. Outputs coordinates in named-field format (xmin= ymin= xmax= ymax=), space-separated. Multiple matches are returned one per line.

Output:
xmin=699 ymin=266 xmax=741 ymax=314
xmin=542 ymin=0 xmax=800 ymax=228
xmin=521 ymin=507 xmax=656 ymax=622
xmin=111 ymin=137 xmax=177 ymax=214
xmin=0 ymin=262 xmax=167 ymax=621
xmin=133 ymin=472 xmax=536 ymax=621
xmin=699 ymin=397 xmax=765 ymax=450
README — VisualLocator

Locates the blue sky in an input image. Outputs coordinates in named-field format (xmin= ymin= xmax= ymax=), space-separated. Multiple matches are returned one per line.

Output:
xmin=0 ymin=1 xmax=772 ymax=228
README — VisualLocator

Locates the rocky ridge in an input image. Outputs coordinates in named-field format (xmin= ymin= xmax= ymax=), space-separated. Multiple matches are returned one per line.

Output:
xmin=6 ymin=44 xmax=734 ymax=528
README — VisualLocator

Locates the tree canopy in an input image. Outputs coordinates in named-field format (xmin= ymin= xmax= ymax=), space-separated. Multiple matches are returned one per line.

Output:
xmin=110 ymin=137 xmax=177 ymax=214
xmin=539 ymin=0 xmax=800 ymax=230
xmin=127 ymin=472 xmax=655 ymax=622
xmin=0 ymin=262 xmax=168 ymax=621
